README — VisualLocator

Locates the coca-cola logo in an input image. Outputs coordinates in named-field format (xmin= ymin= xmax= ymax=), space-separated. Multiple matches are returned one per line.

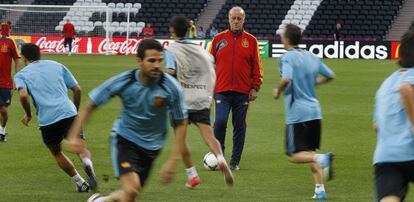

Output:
xmin=35 ymin=37 xmax=81 ymax=53
xmin=98 ymin=38 xmax=142 ymax=55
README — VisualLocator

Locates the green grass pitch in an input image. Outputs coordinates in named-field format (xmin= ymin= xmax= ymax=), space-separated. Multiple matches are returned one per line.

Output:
xmin=0 ymin=55 xmax=410 ymax=201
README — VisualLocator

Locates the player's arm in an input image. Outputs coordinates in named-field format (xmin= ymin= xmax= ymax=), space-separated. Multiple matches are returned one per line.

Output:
xmin=62 ymin=66 xmax=81 ymax=110
xmin=160 ymin=80 xmax=189 ymax=184
xmin=250 ymin=39 xmax=264 ymax=98
xmin=67 ymin=100 xmax=97 ymax=153
xmin=67 ymin=73 xmax=126 ymax=152
xmin=10 ymin=40 xmax=21 ymax=72
xmin=400 ymin=82 xmax=414 ymax=132
xmin=17 ymin=88 xmax=32 ymax=126
xmin=164 ymin=50 xmax=177 ymax=76
xmin=15 ymin=74 xmax=32 ymax=126
xmin=273 ymin=57 xmax=292 ymax=99
xmin=13 ymin=57 xmax=20 ymax=73
xmin=160 ymin=119 xmax=188 ymax=184
xmin=316 ymin=62 xmax=335 ymax=85
xmin=70 ymin=85 xmax=81 ymax=111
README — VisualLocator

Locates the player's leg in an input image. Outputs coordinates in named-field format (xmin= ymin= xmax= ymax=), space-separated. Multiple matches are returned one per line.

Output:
xmin=310 ymin=162 xmax=327 ymax=200
xmin=89 ymin=134 xmax=159 ymax=202
xmin=179 ymin=113 xmax=200 ymax=188
xmin=63 ymin=38 xmax=69 ymax=52
xmin=62 ymin=116 xmax=98 ymax=191
xmin=230 ymin=92 xmax=249 ymax=170
xmin=41 ymin=120 xmax=89 ymax=192
xmin=0 ymin=88 xmax=12 ymax=142
xmin=375 ymin=162 xmax=407 ymax=202
xmin=214 ymin=93 xmax=232 ymax=153
xmin=286 ymin=120 xmax=333 ymax=179
xmin=182 ymin=138 xmax=200 ymax=188
xmin=88 ymin=172 xmax=141 ymax=202
xmin=191 ymin=108 xmax=233 ymax=186
xmin=0 ymin=106 xmax=8 ymax=142
xmin=68 ymin=38 xmax=73 ymax=56
xmin=285 ymin=120 xmax=332 ymax=199
xmin=380 ymin=196 xmax=400 ymax=202
xmin=196 ymin=121 xmax=234 ymax=186
xmin=47 ymin=143 xmax=89 ymax=192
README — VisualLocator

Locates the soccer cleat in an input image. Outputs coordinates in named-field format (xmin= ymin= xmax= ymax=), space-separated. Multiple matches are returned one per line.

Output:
xmin=85 ymin=165 xmax=98 ymax=192
xmin=76 ymin=181 xmax=90 ymax=192
xmin=322 ymin=152 xmax=334 ymax=181
xmin=0 ymin=134 xmax=6 ymax=142
xmin=230 ymin=164 xmax=240 ymax=171
xmin=87 ymin=193 xmax=102 ymax=202
xmin=185 ymin=176 xmax=201 ymax=188
xmin=312 ymin=191 xmax=328 ymax=200
xmin=218 ymin=161 xmax=234 ymax=186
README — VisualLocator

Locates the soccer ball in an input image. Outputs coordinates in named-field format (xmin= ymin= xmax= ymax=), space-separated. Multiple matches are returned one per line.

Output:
xmin=203 ymin=152 xmax=218 ymax=171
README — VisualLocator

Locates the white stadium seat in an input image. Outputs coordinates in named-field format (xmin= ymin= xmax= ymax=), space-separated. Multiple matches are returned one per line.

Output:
xmin=291 ymin=4 xmax=299 ymax=10
xmin=133 ymin=3 xmax=141 ymax=9
xmin=108 ymin=3 xmax=115 ymax=8
xmin=287 ymin=10 xmax=296 ymax=15
xmin=130 ymin=7 xmax=139 ymax=14
xmin=300 ymin=19 xmax=310 ymax=25
xmin=303 ymin=15 xmax=312 ymax=20
xmin=137 ymin=22 xmax=145 ymax=28
xmin=285 ymin=14 xmax=294 ymax=20
xmin=305 ymin=10 xmax=314 ymax=15
xmin=129 ymin=22 xmax=137 ymax=27
xmin=291 ymin=19 xmax=300 ymax=25
xmin=116 ymin=3 xmax=124 ymax=8
xmin=297 ymin=10 xmax=305 ymax=15
xmin=111 ymin=21 xmax=120 ymax=27
xmin=282 ymin=19 xmax=290 ymax=24
xmin=294 ymin=15 xmax=302 ymax=20
xmin=94 ymin=21 xmax=103 ymax=26
xmin=125 ymin=3 xmax=132 ymax=8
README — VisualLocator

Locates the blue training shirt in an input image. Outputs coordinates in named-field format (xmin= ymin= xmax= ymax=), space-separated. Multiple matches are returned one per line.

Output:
xmin=373 ymin=68 xmax=414 ymax=164
xmin=89 ymin=70 xmax=188 ymax=151
xmin=14 ymin=60 xmax=78 ymax=126
xmin=279 ymin=48 xmax=334 ymax=124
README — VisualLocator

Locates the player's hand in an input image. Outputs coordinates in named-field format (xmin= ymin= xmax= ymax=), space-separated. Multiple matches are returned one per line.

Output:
xmin=249 ymin=89 xmax=258 ymax=101
xmin=272 ymin=88 xmax=281 ymax=99
xmin=21 ymin=114 xmax=31 ymax=126
xmin=160 ymin=160 xmax=177 ymax=184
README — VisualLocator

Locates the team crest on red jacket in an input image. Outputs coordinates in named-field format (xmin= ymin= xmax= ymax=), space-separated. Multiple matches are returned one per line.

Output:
xmin=242 ymin=38 xmax=249 ymax=48
xmin=1 ymin=45 xmax=8 ymax=53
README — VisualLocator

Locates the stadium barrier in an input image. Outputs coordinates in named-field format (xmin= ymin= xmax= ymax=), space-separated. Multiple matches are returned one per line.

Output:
xmin=8 ymin=36 xmax=400 ymax=60
xmin=9 ymin=35 xmax=270 ymax=57
xmin=270 ymin=41 xmax=400 ymax=60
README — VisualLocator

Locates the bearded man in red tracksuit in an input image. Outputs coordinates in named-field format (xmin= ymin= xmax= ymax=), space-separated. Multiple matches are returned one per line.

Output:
xmin=209 ymin=6 xmax=263 ymax=171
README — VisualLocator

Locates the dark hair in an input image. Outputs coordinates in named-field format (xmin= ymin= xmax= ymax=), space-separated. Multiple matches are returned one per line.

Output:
xmin=284 ymin=24 xmax=302 ymax=45
xmin=137 ymin=39 xmax=163 ymax=59
xmin=398 ymin=31 xmax=414 ymax=67
xmin=21 ymin=43 xmax=41 ymax=61
xmin=170 ymin=16 xmax=189 ymax=38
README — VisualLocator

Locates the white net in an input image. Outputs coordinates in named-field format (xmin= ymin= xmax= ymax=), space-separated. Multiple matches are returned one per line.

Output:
xmin=0 ymin=4 xmax=110 ymax=37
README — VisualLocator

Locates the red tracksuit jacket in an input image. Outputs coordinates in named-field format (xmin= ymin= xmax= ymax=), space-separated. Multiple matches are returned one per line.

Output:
xmin=210 ymin=30 xmax=263 ymax=94
xmin=62 ymin=23 xmax=76 ymax=38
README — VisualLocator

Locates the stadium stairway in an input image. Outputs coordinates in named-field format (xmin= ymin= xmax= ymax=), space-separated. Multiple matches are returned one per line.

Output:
xmin=386 ymin=0 xmax=414 ymax=40
xmin=196 ymin=0 xmax=226 ymax=32
xmin=276 ymin=0 xmax=322 ymax=35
